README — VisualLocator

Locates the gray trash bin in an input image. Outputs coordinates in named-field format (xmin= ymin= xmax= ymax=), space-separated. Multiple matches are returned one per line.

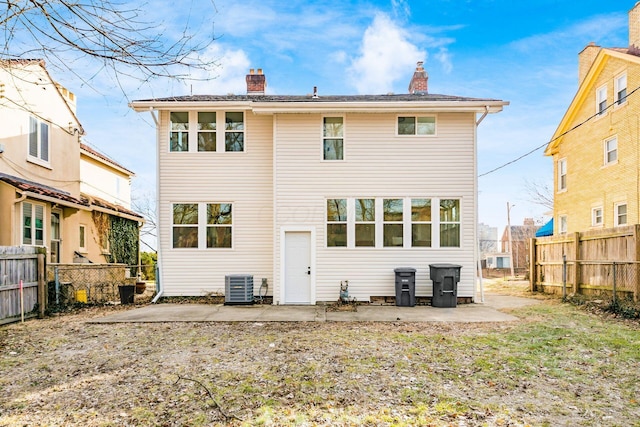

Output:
xmin=429 ymin=264 xmax=461 ymax=307
xmin=394 ymin=268 xmax=416 ymax=307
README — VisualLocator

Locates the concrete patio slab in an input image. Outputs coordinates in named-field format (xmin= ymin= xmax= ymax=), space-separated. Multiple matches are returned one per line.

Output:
xmin=88 ymin=294 xmax=542 ymax=324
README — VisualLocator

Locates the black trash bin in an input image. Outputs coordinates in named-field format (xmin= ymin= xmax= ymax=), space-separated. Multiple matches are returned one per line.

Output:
xmin=394 ymin=268 xmax=416 ymax=307
xmin=118 ymin=285 xmax=135 ymax=305
xmin=429 ymin=264 xmax=461 ymax=307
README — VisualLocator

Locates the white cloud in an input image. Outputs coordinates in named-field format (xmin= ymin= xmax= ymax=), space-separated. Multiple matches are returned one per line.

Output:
xmin=180 ymin=44 xmax=251 ymax=95
xmin=347 ymin=13 xmax=426 ymax=94
xmin=434 ymin=47 xmax=453 ymax=74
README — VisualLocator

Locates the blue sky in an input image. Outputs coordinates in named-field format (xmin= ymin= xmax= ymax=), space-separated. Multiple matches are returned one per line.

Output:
xmin=46 ymin=0 xmax=632 ymax=235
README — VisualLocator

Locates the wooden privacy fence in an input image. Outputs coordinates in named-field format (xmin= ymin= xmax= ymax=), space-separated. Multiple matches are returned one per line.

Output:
xmin=529 ymin=225 xmax=640 ymax=301
xmin=0 ymin=246 xmax=46 ymax=324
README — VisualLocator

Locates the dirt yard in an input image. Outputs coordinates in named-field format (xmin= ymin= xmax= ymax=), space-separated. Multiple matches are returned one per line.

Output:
xmin=1 ymin=283 xmax=639 ymax=426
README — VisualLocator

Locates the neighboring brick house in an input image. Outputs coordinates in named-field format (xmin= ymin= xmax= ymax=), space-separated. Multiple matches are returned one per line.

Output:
xmin=545 ymin=4 xmax=640 ymax=234
xmin=0 ymin=59 xmax=142 ymax=264
xmin=130 ymin=63 xmax=508 ymax=304
xmin=500 ymin=218 xmax=539 ymax=271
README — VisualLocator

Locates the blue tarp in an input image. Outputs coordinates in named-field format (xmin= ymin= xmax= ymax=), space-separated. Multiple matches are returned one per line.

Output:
xmin=535 ymin=218 xmax=553 ymax=237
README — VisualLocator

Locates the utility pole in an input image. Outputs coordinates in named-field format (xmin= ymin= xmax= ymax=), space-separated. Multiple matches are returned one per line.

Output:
xmin=507 ymin=202 xmax=515 ymax=278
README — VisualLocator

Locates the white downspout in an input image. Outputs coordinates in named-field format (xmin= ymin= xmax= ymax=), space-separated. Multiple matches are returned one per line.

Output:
xmin=150 ymin=108 xmax=163 ymax=303
xmin=474 ymin=106 xmax=490 ymax=303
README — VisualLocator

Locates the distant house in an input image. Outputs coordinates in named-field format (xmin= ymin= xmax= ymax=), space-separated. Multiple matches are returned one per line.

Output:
xmin=0 ymin=59 xmax=142 ymax=264
xmin=130 ymin=63 xmax=507 ymax=304
xmin=545 ymin=4 xmax=640 ymax=234
xmin=500 ymin=218 xmax=539 ymax=271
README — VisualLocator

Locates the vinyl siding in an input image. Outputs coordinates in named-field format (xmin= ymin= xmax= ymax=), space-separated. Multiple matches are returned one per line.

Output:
xmin=157 ymin=110 xmax=274 ymax=296
xmin=274 ymin=112 xmax=477 ymax=303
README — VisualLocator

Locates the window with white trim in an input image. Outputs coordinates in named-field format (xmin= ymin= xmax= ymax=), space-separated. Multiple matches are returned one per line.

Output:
xmin=355 ymin=198 xmax=375 ymax=247
xmin=22 ymin=201 xmax=44 ymax=246
xmin=383 ymin=199 xmax=403 ymax=247
xmin=411 ymin=198 xmax=432 ymax=247
xmin=398 ymin=116 xmax=436 ymax=135
xmin=197 ymin=112 xmax=216 ymax=152
xmin=172 ymin=203 xmax=233 ymax=249
xmin=225 ymin=112 xmax=244 ymax=152
xmin=28 ymin=116 xmax=49 ymax=163
xmin=604 ymin=136 xmax=618 ymax=165
xmin=596 ymin=85 xmax=607 ymax=115
xmin=439 ymin=199 xmax=460 ymax=247
xmin=323 ymin=117 xmax=344 ymax=160
xmin=591 ymin=207 xmax=603 ymax=227
xmin=326 ymin=199 xmax=347 ymax=247
xmin=169 ymin=111 xmax=245 ymax=153
xmin=558 ymin=158 xmax=567 ymax=191
xmin=170 ymin=112 xmax=189 ymax=152
xmin=559 ymin=215 xmax=567 ymax=234
xmin=615 ymin=73 xmax=627 ymax=106
xmin=615 ymin=203 xmax=627 ymax=226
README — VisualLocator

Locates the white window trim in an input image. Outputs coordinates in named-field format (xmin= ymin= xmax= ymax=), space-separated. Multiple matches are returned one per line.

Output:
xmin=614 ymin=72 xmax=627 ymax=107
xmin=321 ymin=115 xmax=345 ymax=161
xmin=591 ymin=207 xmax=603 ymax=227
xmin=171 ymin=202 xmax=234 ymax=249
xmin=614 ymin=203 xmax=627 ymax=227
xmin=559 ymin=215 xmax=568 ymax=234
xmin=27 ymin=116 xmax=51 ymax=167
xmin=558 ymin=158 xmax=567 ymax=192
xmin=596 ymin=85 xmax=607 ymax=116
xmin=168 ymin=111 xmax=246 ymax=153
xmin=22 ymin=201 xmax=46 ymax=246
xmin=396 ymin=114 xmax=438 ymax=136
xmin=603 ymin=136 xmax=618 ymax=166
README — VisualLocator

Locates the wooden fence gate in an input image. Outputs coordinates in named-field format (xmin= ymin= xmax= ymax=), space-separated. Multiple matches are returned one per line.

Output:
xmin=0 ymin=246 xmax=46 ymax=324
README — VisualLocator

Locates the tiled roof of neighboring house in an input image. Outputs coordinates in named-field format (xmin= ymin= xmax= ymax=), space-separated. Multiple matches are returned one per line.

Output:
xmin=134 ymin=93 xmax=502 ymax=103
xmin=0 ymin=173 xmax=87 ymax=207
xmin=80 ymin=143 xmax=134 ymax=175
xmin=82 ymin=194 xmax=143 ymax=219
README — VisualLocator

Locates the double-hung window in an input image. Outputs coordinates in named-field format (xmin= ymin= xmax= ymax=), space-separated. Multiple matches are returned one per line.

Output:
xmin=198 ymin=112 xmax=216 ymax=152
xmin=172 ymin=203 xmax=233 ymax=248
xmin=172 ymin=203 xmax=199 ymax=248
xmin=206 ymin=203 xmax=232 ymax=248
xmin=411 ymin=199 xmax=432 ymax=247
xmin=383 ymin=199 xmax=403 ymax=247
xmin=559 ymin=215 xmax=568 ymax=234
xmin=355 ymin=199 xmax=375 ymax=247
xmin=170 ymin=112 xmax=189 ymax=152
xmin=398 ymin=116 xmax=436 ymax=135
xmin=615 ymin=203 xmax=627 ymax=227
xmin=558 ymin=158 xmax=567 ymax=191
xmin=225 ymin=112 xmax=244 ymax=152
xmin=592 ymin=207 xmax=603 ymax=227
xmin=439 ymin=199 xmax=460 ymax=247
xmin=323 ymin=117 xmax=344 ymax=160
xmin=28 ymin=116 xmax=49 ymax=163
xmin=22 ymin=201 xmax=44 ymax=246
xmin=326 ymin=199 xmax=347 ymax=247
xmin=615 ymin=73 xmax=627 ymax=106
xmin=604 ymin=136 xmax=618 ymax=165
xmin=596 ymin=86 xmax=607 ymax=115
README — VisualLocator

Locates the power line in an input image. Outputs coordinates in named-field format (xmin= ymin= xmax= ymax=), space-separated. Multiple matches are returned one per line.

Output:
xmin=478 ymin=83 xmax=640 ymax=178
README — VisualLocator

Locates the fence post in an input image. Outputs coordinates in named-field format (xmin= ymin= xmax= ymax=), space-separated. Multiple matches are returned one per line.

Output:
xmin=529 ymin=238 xmax=536 ymax=292
xmin=573 ymin=232 xmax=580 ymax=295
xmin=613 ymin=262 xmax=617 ymax=306
xmin=37 ymin=254 xmax=46 ymax=318
xmin=562 ymin=254 xmax=567 ymax=300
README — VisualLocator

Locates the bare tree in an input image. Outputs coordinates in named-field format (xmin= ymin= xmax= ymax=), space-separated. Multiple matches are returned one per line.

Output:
xmin=523 ymin=178 xmax=554 ymax=211
xmin=132 ymin=190 xmax=157 ymax=252
xmin=1 ymin=0 xmax=218 ymax=87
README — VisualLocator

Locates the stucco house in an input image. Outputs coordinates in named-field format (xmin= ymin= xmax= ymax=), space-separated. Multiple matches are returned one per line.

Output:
xmin=545 ymin=4 xmax=640 ymax=234
xmin=130 ymin=63 xmax=507 ymax=304
xmin=0 ymin=59 xmax=142 ymax=265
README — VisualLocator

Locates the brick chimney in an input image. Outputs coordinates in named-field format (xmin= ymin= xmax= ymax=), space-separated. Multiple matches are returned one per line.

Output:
xmin=246 ymin=68 xmax=266 ymax=95
xmin=629 ymin=2 xmax=640 ymax=55
xmin=408 ymin=61 xmax=428 ymax=94
xmin=578 ymin=42 xmax=601 ymax=84
xmin=523 ymin=218 xmax=535 ymax=226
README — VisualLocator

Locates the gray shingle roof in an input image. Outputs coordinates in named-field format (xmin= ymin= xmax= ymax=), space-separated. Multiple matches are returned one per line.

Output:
xmin=134 ymin=93 xmax=502 ymax=103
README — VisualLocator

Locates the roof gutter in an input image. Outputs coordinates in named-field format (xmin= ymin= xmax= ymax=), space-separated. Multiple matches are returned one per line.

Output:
xmin=21 ymin=191 xmax=87 ymax=210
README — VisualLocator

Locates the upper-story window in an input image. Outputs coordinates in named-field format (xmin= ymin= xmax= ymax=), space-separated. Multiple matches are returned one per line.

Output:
xmin=225 ymin=112 xmax=244 ymax=152
xmin=615 ymin=203 xmax=627 ymax=227
xmin=604 ymin=136 xmax=618 ymax=166
xmin=170 ymin=112 xmax=189 ymax=152
xmin=615 ymin=73 xmax=627 ymax=106
xmin=28 ymin=116 xmax=49 ymax=164
xmin=323 ymin=117 xmax=344 ymax=160
xmin=198 ymin=112 xmax=216 ymax=152
xmin=596 ymin=85 xmax=607 ymax=116
xmin=398 ymin=116 xmax=436 ymax=136
xmin=558 ymin=158 xmax=567 ymax=191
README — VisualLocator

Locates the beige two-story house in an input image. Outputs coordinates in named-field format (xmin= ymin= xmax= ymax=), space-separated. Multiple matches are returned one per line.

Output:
xmin=131 ymin=64 xmax=507 ymax=304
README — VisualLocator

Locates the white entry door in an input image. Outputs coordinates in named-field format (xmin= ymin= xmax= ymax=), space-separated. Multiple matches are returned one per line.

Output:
xmin=284 ymin=231 xmax=312 ymax=304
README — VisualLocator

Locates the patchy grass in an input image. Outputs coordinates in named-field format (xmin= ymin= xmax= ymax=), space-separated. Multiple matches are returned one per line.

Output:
xmin=0 ymin=291 xmax=639 ymax=426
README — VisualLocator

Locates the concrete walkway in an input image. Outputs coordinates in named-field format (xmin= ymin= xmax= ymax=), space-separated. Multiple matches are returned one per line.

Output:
xmin=88 ymin=294 xmax=542 ymax=323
